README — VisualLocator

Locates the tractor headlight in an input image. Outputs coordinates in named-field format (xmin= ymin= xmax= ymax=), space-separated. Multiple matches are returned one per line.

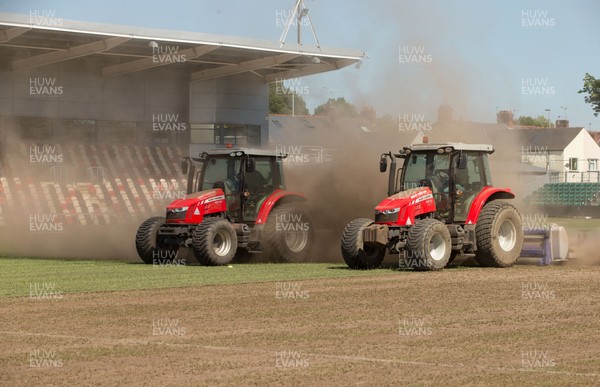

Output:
xmin=382 ymin=207 xmax=400 ymax=215
xmin=171 ymin=206 xmax=188 ymax=213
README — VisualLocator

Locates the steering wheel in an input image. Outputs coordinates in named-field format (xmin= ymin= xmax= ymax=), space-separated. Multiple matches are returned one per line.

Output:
xmin=432 ymin=170 xmax=450 ymax=192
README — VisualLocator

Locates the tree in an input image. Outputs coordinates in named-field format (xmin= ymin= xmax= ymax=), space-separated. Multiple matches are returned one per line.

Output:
xmin=314 ymin=97 xmax=357 ymax=116
xmin=268 ymin=83 xmax=309 ymax=115
xmin=360 ymin=105 xmax=377 ymax=122
xmin=578 ymin=73 xmax=600 ymax=117
xmin=374 ymin=114 xmax=398 ymax=133
xmin=515 ymin=115 xmax=552 ymax=127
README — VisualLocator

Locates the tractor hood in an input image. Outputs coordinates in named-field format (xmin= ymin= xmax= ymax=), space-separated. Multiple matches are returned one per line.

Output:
xmin=374 ymin=187 xmax=435 ymax=226
xmin=167 ymin=189 xmax=224 ymax=210
xmin=165 ymin=188 xmax=227 ymax=223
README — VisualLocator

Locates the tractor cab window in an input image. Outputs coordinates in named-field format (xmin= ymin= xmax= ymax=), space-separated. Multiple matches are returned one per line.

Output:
xmin=275 ymin=159 xmax=285 ymax=190
xmin=402 ymin=153 xmax=451 ymax=194
xmin=245 ymin=158 xmax=274 ymax=193
xmin=454 ymin=152 xmax=487 ymax=222
xmin=199 ymin=157 xmax=243 ymax=218
xmin=200 ymin=157 xmax=243 ymax=194
xmin=456 ymin=152 xmax=485 ymax=191
xmin=402 ymin=152 xmax=451 ymax=217
xmin=244 ymin=157 xmax=276 ymax=221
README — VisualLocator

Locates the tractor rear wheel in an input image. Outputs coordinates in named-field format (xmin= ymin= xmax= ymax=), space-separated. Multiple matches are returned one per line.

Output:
xmin=405 ymin=218 xmax=451 ymax=271
xmin=263 ymin=205 xmax=313 ymax=262
xmin=136 ymin=217 xmax=177 ymax=264
xmin=192 ymin=218 xmax=238 ymax=265
xmin=341 ymin=218 xmax=385 ymax=269
xmin=475 ymin=201 xmax=523 ymax=267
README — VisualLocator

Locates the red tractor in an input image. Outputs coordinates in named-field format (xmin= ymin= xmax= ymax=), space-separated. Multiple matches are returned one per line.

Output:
xmin=341 ymin=143 xmax=524 ymax=270
xmin=136 ymin=148 xmax=312 ymax=265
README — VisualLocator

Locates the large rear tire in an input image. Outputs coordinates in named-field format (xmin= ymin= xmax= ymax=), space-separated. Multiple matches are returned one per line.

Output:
xmin=405 ymin=218 xmax=451 ymax=271
xmin=192 ymin=218 xmax=238 ymax=265
xmin=135 ymin=217 xmax=177 ymax=264
xmin=475 ymin=201 xmax=523 ymax=267
xmin=263 ymin=205 xmax=313 ymax=262
xmin=341 ymin=218 xmax=385 ymax=270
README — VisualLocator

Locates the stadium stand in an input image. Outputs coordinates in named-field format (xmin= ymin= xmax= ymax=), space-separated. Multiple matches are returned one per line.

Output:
xmin=0 ymin=143 xmax=187 ymax=227
xmin=527 ymin=183 xmax=600 ymax=206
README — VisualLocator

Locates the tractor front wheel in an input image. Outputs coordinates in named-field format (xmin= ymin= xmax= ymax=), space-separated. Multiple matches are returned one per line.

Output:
xmin=405 ymin=218 xmax=452 ymax=271
xmin=192 ymin=218 xmax=238 ymax=265
xmin=475 ymin=201 xmax=523 ymax=267
xmin=341 ymin=218 xmax=385 ymax=270
xmin=135 ymin=217 xmax=177 ymax=264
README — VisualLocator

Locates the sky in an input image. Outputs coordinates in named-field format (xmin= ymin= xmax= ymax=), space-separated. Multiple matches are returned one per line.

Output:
xmin=1 ymin=0 xmax=599 ymax=129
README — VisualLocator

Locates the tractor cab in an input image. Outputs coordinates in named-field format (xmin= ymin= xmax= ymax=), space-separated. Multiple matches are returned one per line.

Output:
xmin=380 ymin=143 xmax=494 ymax=223
xmin=181 ymin=149 xmax=286 ymax=223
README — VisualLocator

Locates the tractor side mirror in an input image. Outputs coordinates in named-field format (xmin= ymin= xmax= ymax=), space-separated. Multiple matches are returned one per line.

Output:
xmin=246 ymin=158 xmax=256 ymax=173
xmin=457 ymin=153 xmax=468 ymax=169
xmin=181 ymin=157 xmax=189 ymax=174
xmin=379 ymin=157 xmax=388 ymax=173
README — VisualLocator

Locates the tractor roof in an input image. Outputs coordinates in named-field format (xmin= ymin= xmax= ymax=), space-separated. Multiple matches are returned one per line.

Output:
xmin=404 ymin=143 xmax=494 ymax=153
xmin=199 ymin=148 xmax=286 ymax=158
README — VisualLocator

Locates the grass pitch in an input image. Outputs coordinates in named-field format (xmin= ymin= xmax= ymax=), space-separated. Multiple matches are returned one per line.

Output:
xmin=1 ymin=260 xmax=600 ymax=385
xmin=0 ymin=257 xmax=402 ymax=298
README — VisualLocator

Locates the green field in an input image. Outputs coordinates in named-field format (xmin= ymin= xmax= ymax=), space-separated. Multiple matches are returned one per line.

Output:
xmin=550 ymin=216 xmax=600 ymax=231
xmin=0 ymin=257 xmax=403 ymax=297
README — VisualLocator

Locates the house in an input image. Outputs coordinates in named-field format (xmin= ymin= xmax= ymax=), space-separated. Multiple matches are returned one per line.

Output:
xmin=516 ymin=127 xmax=600 ymax=183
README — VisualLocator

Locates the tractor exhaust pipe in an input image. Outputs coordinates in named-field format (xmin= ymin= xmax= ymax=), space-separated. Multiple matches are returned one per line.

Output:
xmin=388 ymin=155 xmax=397 ymax=197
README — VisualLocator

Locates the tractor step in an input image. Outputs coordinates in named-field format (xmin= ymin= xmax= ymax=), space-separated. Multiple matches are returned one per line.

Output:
xmin=231 ymin=223 xmax=251 ymax=248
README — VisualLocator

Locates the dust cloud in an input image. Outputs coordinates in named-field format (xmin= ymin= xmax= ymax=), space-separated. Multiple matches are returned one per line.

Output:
xmin=570 ymin=229 xmax=600 ymax=264
xmin=283 ymin=124 xmax=393 ymax=261
xmin=2 ymin=109 xmax=597 ymax=264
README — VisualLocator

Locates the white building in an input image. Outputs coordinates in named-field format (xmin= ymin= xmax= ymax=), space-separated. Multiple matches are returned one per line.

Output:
xmin=519 ymin=127 xmax=600 ymax=183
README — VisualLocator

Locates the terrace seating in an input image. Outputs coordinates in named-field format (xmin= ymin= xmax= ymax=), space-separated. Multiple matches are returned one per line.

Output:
xmin=527 ymin=183 xmax=600 ymax=206
xmin=0 ymin=143 xmax=187 ymax=226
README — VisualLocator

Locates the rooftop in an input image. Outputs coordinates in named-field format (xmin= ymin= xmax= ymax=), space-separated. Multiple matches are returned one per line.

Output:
xmin=0 ymin=12 xmax=364 ymax=81
xmin=406 ymin=143 xmax=494 ymax=153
